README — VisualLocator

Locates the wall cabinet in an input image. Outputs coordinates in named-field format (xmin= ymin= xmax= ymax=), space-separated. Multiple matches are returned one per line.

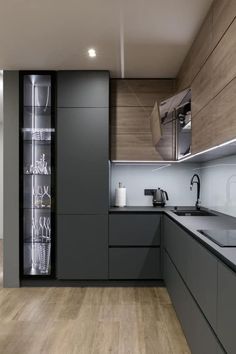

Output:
xmin=110 ymin=79 xmax=176 ymax=161
xmin=178 ymin=2 xmax=236 ymax=155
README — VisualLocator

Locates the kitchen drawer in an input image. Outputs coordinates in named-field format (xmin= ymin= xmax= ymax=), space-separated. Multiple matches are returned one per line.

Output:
xmin=164 ymin=251 xmax=224 ymax=354
xmin=164 ymin=216 xmax=190 ymax=281
xmin=109 ymin=214 xmax=161 ymax=246
xmin=217 ymin=262 xmax=236 ymax=354
xmin=187 ymin=235 xmax=218 ymax=330
xmin=109 ymin=247 xmax=161 ymax=279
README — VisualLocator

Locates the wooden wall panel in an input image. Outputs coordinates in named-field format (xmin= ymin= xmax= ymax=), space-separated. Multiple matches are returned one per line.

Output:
xmin=110 ymin=79 xmax=176 ymax=161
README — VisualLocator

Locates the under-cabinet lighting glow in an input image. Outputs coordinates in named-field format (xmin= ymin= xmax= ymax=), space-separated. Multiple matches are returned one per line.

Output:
xmin=177 ymin=138 xmax=236 ymax=162
xmin=111 ymin=160 xmax=177 ymax=164
xmin=88 ymin=48 xmax=96 ymax=58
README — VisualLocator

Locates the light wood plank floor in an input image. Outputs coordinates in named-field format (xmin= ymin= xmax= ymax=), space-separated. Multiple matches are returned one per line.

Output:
xmin=0 ymin=241 xmax=190 ymax=354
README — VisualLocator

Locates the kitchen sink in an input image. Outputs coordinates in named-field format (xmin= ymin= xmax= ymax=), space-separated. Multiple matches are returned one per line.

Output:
xmin=172 ymin=209 xmax=216 ymax=217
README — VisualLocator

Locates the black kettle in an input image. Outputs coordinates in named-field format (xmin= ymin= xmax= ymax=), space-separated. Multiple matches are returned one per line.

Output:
xmin=153 ymin=188 xmax=169 ymax=207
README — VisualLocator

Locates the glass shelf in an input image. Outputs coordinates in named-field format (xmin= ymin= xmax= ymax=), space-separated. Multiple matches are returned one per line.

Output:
xmin=24 ymin=239 xmax=51 ymax=244
xmin=24 ymin=173 xmax=52 ymax=176
xmin=23 ymin=207 xmax=52 ymax=210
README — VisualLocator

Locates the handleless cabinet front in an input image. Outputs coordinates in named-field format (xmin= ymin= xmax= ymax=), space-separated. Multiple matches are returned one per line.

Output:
xmin=57 ymin=108 xmax=109 ymax=214
xmin=217 ymin=262 xmax=236 ymax=354
xmin=109 ymin=214 xmax=161 ymax=246
xmin=57 ymin=71 xmax=109 ymax=108
xmin=57 ymin=215 xmax=108 ymax=279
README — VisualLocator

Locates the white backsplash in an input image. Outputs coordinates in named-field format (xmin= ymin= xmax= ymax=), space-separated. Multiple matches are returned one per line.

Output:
xmin=110 ymin=163 xmax=199 ymax=207
xmin=199 ymin=155 xmax=236 ymax=218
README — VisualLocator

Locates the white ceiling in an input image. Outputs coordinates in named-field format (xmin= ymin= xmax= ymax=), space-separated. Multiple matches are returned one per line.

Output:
xmin=0 ymin=0 xmax=213 ymax=78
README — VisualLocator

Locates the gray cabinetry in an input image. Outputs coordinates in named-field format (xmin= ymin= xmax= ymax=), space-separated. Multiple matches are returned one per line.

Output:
xmin=109 ymin=214 xmax=161 ymax=246
xmin=217 ymin=262 xmax=236 ymax=354
xmin=57 ymin=71 xmax=109 ymax=108
xmin=109 ymin=248 xmax=161 ymax=279
xmin=57 ymin=107 xmax=109 ymax=214
xmin=165 ymin=251 xmax=224 ymax=354
xmin=187 ymin=236 xmax=218 ymax=330
xmin=164 ymin=216 xmax=189 ymax=281
xmin=57 ymin=215 xmax=108 ymax=279
xmin=56 ymin=71 xmax=109 ymax=280
xmin=109 ymin=214 xmax=161 ymax=279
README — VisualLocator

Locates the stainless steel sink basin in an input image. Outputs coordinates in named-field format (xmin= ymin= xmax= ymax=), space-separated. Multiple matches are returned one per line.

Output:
xmin=172 ymin=209 xmax=216 ymax=217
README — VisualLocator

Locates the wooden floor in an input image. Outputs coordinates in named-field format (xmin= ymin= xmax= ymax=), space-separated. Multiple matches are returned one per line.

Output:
xmin=0 ymin=241 xmax=190 ymax=354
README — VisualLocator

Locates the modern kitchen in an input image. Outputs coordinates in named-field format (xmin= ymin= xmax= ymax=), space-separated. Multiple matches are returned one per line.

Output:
xmin=1 ymin=0 xmax=236 ymax=353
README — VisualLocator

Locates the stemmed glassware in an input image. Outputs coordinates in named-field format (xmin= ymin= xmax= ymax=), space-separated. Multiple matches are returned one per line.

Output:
xmin=25 ymin=154 xmax=51 ymax=175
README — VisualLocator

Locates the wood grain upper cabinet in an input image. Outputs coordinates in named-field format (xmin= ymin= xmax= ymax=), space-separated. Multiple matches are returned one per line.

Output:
xmin=110 ymin=79 xmax=176 ymax=161
xmin=192 ymin=76 xmax=236 ymax=154
xmin=57 ymin=71 xmax=109 ymax=108
xmin=212 ymin=0 xmax=236 ymax=48
xmin=177 ymin=8 xmax=213 ymax=91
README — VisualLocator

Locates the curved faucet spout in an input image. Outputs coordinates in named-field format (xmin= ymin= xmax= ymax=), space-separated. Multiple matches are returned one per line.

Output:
xmin=190 ymin=174 xmax=201 ymax=210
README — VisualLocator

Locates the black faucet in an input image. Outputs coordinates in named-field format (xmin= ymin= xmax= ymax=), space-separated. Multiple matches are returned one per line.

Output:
xmin=190 ymin=174 xmax=201 ymax=210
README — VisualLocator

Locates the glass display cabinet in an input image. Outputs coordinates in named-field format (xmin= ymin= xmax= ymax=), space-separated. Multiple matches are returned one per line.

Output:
xmin=20 ymin=72 xmax=55 ymax=277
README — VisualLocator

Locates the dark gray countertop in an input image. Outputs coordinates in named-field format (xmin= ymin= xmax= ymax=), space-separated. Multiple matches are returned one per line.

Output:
xmin=109 ymin=206 xmax=236 ymax=273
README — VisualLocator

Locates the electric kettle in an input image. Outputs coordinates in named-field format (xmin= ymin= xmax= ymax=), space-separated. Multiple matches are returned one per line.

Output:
xmin=153 ymin=188 xmax=169 ymax=207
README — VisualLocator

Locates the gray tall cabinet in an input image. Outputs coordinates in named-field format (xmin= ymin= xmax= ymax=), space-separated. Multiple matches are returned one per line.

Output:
xmin=56 ymin=71 xmax=109 ymax=279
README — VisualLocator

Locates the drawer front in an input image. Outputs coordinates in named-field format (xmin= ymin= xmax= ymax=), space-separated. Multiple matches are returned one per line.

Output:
xmin=217 ymin=262 xmax=236 ymax=354
xmin=187 ymin=236 xmax=218 ymax=330
xmin=164 ymin=216 xmax=189 ymax=281
xmin=109 ymin=247 xmax=161 ymax=279
xmin=109 ymin=214 xmax=161 ymax=246
xmin=165 ymin=252 xmax=223 ymax=354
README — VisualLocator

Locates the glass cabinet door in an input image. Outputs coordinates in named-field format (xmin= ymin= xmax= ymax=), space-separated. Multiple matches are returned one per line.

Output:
xmin=20 ymin=73 xmax=55 ymax=276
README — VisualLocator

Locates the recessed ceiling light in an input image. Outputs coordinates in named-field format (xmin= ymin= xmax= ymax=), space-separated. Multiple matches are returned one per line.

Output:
xmin=88 ymin=48 xmax=96 ymax=58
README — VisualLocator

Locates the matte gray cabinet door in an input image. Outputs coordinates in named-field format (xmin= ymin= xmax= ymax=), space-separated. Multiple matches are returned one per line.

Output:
xmin=109 ymin=214 xmax=161 ymax=246
xmin=109 ymin=248 xmax=161 ymax=279
xmin=57 ymin=108 xmax=109 ymax=214
xmin=57 ymin=215 xmax=108 ymax=279
xmin=57 ymin=71 xmax=109 ymax=108
xmin=187 ymin=236 xmax=218 ymax=330
xmin=164 ymin=252 xmax=223 ymax=354
xmin=217 ymin=262 xmax=236 ymax=354
xmin=164 ymin=216 xmax=189 ymax=281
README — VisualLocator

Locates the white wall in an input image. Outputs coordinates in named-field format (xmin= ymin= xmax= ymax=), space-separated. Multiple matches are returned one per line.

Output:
xmin=111 ymin=163 xmax=199 ymax=207
xmin=199 ymin=155 xmax=236 ymax=218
